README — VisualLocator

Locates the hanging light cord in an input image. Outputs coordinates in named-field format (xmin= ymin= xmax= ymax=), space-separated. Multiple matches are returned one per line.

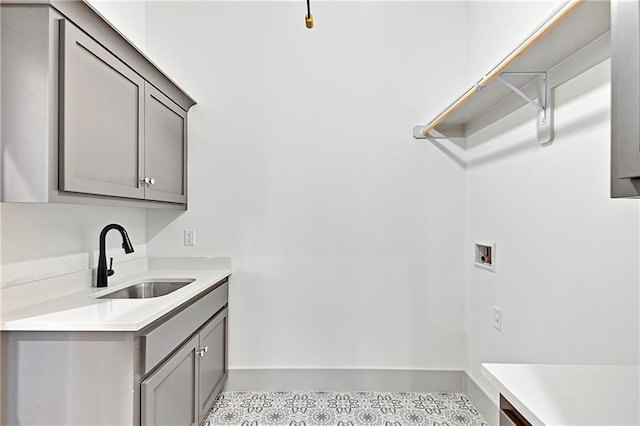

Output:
xmin=305 ymin=0 xmax=314 ymax=28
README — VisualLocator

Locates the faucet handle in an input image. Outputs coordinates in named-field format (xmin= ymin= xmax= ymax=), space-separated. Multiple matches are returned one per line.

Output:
xmin=107 ymin=257 xmax=115 ymax=277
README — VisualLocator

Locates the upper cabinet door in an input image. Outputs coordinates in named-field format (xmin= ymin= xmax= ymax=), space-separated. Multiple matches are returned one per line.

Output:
xmin=144 ymin=84 xmax=187 ymax=204
xmin=59 ymin=20 xmax=145 ymax=199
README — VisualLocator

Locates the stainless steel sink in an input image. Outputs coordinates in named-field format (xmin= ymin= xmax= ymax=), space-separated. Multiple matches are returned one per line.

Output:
xmin=98 ymin=279 xmax=195 ymax=299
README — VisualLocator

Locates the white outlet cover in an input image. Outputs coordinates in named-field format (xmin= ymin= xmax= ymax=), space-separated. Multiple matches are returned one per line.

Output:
xmin=184 ymin=230 xmax=196 ymax=246
xmin=492 ymin=307 xmax=502 ymax=331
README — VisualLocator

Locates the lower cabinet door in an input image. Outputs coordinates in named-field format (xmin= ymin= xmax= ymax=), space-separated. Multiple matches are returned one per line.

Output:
xmin=197 ymin=307 xmax=228 ymax=422
xmin=141 ymin=334 xmax=199 ymax=426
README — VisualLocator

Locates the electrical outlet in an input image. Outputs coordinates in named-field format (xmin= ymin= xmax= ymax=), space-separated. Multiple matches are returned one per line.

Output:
xmin=492 ymin=307 xmax=502 ymax=331
xmin=184 ymin=230 xmax=195 ymax=246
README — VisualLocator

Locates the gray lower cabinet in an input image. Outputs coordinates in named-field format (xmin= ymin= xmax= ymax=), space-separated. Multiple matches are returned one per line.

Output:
xmin=141 ymin=307 xmax=229 ymax=426
xmin=0 ymin=279 xmax=228 ymax=426
xmin=142 ymin=334 xmax=200 ymax=426
xmin=198 ymin=310 xmax=228 ymax=417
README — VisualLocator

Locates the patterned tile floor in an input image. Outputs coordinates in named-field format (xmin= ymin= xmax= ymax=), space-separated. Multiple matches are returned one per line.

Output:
xmin=204 ymin=391 xmax=488 ymax=426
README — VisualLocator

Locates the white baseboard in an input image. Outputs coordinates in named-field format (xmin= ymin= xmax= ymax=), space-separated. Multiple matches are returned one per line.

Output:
xmin=463 ymin=372 xmax=499 ymax=426
xmin=226 ymin=368 xmax=463 ymax=393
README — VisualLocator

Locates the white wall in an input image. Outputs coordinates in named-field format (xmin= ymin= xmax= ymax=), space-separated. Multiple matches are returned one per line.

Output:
xmin=145 ymin=1 xmax=469 ymax=370
xmin=464 ymin=1 xmax=640 ymax=402
xmin=0 ymin=203 xmax=146 ymax=288
xmin=86 ymin=0 xmax=147 ymax=52
xmin=466 ymin=1 xmax=566 ymax=81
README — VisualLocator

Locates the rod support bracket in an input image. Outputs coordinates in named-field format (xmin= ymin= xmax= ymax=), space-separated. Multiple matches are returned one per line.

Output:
xmin=497 ymin=72 xmax=553 ymax=145
xmin=413 ymin=126 xmax=428 ymax=139
xmin=413 ymin=72 xmax=553 ymax=144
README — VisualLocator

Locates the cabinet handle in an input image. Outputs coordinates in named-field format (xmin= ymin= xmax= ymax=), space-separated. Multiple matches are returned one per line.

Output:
xmin=196 ymin=346 xmax=208 ymax=357
xmin=139 ymin=177 xmax=155 ymax=186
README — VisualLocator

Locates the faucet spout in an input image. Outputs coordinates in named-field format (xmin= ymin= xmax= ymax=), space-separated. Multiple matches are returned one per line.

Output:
xmin=96 ymin=224 xmax=135 ymax=287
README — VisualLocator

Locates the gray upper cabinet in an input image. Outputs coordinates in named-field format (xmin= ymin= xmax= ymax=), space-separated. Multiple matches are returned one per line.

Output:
xmin=60 ymin=19 xmax=145 ymax=199
xmin=145 ymin=85 xmax=188 ymax=204
xmin=611 ymin=0 xmax=640 ymax=198
xmin=0 ymin=1 xmax=196 ymax=208
xmin=59 ymin=19 xmax=188 ymax=203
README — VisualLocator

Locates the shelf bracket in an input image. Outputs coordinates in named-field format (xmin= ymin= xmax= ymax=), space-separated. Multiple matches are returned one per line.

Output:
xmin=497 ymin=72 xmax=552 ymax=145
xmin=413 ymin=72 xmax=553 ymax=144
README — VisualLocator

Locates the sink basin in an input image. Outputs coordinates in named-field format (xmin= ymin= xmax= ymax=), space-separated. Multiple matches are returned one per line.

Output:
xmin=98 ymin=279 xmax=195 ymax=299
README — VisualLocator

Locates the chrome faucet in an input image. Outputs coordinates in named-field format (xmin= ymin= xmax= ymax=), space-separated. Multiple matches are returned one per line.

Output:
xmin=96 ymin=224 xmax=134 ymax=287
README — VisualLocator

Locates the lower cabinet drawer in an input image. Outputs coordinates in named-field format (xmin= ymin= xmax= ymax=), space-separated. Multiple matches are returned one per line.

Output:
xmin=142 ymin=280 xmax=228 ymax=373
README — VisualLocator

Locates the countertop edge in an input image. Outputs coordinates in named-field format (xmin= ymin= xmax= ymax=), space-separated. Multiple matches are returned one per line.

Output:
xmin=0 ymin=269 xmax=231 ymax=332
xmin=481 ymin=363 xmax=640 ymax=426
xmin=481 ymin=363 xmax=545 ymax=425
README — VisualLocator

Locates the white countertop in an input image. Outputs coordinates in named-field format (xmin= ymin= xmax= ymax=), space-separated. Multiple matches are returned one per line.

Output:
xmin=0 ymin=268 xmax=231 ymax=331
xmin=482 ymin=363 xmax=640 ymax=426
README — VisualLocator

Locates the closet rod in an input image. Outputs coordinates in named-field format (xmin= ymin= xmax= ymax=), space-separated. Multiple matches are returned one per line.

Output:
xmin=419 ymin=0 xmax=585 ymax=137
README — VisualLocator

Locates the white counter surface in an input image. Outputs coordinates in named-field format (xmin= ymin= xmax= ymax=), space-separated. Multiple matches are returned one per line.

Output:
xmin=0 ymin=269 xmax=231 ymax=331
xmin=482 ymin=363 xmax=640 ymax=426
